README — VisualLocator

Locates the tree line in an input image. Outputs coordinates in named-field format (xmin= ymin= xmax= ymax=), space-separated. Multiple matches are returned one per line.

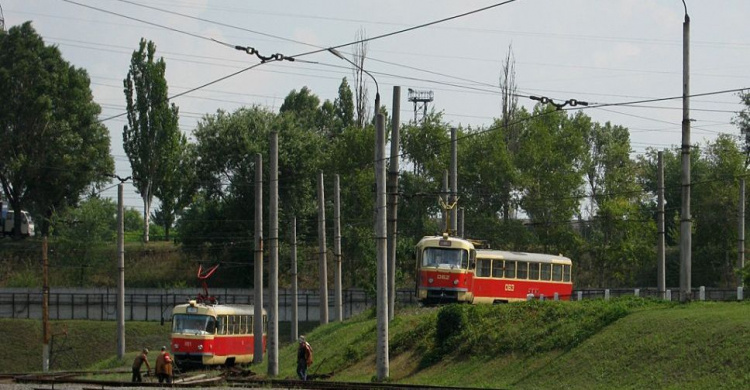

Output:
xmin=2 ymin=23 xmax=750 ymax=291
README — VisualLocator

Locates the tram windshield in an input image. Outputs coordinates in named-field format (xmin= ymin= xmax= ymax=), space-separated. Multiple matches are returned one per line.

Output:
xmin=422 ymin=247 xmax=468 ymax=269
xmin=172 ymin=314 xmax=216 ymax=335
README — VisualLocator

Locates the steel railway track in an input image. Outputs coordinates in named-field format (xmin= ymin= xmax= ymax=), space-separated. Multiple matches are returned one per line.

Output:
xmin=10 ymin=370 xmax=500 ymax=390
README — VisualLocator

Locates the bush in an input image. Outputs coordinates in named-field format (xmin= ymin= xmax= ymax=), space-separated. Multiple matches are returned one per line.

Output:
xmin=435 ymin=304 xmax=468 ymax=350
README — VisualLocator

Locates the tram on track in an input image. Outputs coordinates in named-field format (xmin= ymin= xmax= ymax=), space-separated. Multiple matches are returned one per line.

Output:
xmin=415 ymin=234 xmax=573 ymax=304
xmin=171 ymin=300 xmax=267 ymax=367
xmin=170 ymin=264 xmax=267 ymax=367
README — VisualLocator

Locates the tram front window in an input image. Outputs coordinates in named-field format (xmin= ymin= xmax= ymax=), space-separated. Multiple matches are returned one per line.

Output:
xmin=423 ymin=248 xmax=467 ymax=269
xmin=173 ymin=314 xmax=216 ymax=335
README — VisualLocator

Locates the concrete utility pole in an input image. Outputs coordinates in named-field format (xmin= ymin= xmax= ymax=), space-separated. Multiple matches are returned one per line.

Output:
xmin=739 ymin=178 xmax=746 ymax=288
xmin=680 ymin=3 xmax=692 ymax=302
xmin=117 ymin=183 xmax=125 ymax=360
xmin=375 ymin=112 xmax=389 ymax=380
xmin=458 ymin=207 xmax=465 ymax=238
xmin=442 ymin=171 xmax=449 ymax=231
xmin=450 ymin=128 xmax=458 ymax=234
xmin=42 ymin=236 xmax=50 ymax=371
xmin=268 ymin=132 xmax=279 ymax=376
xmin=290 ymin=218 xmax=298 ymax=342
xmin=317 ymin=172 xmax=328 ymax=325
xmin=387 ymin=86 xmax=401 ymax=321
xmin=334 ymin=174 xmax=343 ymax=321
xmin=658 ymin=152 xmax=666 ymax=299
xmin=253 ymin=154 xmax=264 ymax=363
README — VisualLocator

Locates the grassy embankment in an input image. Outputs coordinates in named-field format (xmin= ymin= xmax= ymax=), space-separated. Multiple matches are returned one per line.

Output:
xmin=2 ymin=298 xmax=749 ymax=389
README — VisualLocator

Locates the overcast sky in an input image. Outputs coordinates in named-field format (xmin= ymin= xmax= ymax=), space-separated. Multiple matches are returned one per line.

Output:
xmin=3 ymin=0 xmax=750 ymax=211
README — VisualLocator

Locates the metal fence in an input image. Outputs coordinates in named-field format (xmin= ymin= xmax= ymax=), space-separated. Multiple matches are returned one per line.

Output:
xmin=0 ymin=286 xmax=744 ymax=322
xmin=0 ymin=288 xmax=419 ymax=322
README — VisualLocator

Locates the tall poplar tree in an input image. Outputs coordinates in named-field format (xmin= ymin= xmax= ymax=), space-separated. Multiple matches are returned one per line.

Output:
xmin=123 ymin=38 xmax=180 ymax=242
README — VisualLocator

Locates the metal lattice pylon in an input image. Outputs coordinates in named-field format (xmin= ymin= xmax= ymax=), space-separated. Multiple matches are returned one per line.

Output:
xmin=407 ymin=88 xmax=434 ymax=124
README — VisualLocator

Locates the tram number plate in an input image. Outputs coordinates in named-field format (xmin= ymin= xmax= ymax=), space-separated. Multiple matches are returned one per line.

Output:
xmin=437 ymin=274 xmax=450 ymax=280
xmin=185 ymin=341 xmax=192 ymax=347
xmin=505 ymin=284 xmax=514 ymax=292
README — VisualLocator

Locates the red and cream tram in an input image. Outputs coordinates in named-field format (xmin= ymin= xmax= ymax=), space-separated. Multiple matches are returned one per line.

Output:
xmin=415 ymin=234 xmax=573 ymax=304
xmin=415 ymin=233 xmax=477 ymax=304
xmin=472 ymin=249 xmax=573 ymax=303
xmin=171 ymin=300 xmax=267 ymax=367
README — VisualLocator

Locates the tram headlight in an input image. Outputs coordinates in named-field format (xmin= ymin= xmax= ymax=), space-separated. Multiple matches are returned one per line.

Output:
xmin=173 ymin=343 xmax=179 ymax=350
xmin=453 ymin=279 xmax=459 ymax=285
xmin=197 ymin=345 xmax=203 ymax=351
xmin=428 ymin=278 xmax=434 ymax=284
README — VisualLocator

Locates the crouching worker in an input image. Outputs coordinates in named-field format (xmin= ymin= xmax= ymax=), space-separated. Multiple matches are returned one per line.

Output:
xmin=131 ymin=348 xmax=151 ymax=382
xmin=296 ymin=335 xmax=313 ymax=380
xmin=155 ymin=346 xmax=174 ymax=384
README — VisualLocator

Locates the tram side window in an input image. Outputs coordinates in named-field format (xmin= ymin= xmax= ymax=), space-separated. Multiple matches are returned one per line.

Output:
xmin=218 ymin=316 xmax=227 ymax=335
xmin=563 ymin=265 xmax=571 ymax=282
xmin=540 ymin=264 xmax=551 ymax=281
xmin=529 ymin=262 xmax=540 ymax=280
xmin=504 ymin=261 xmax=516 ymax=279
xmin=476 ymin=259 xmax=491 ymax=277
xmin=206 ymin=316 xmax=216 ymax=334
xmin=263 ymin=315 xmax=268 ymax=333
xmin=517 ymin=261 xmax=528 ymax=279
xmin=230 ymin=315 xmax=239 ymax=334
xmin=461 ymin=250 xmax=469 ymax=269
xmin=492 ymin=260 xmax=504 ymax=278
xmin=552 ymin=264 xmax=563 ymax=281
xmin=238 ymin=315 xmax=246 ymax=334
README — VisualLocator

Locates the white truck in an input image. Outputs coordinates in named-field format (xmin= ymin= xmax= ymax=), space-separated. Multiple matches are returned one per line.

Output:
xmin=1 ymin=204 xmax=35 ymax=237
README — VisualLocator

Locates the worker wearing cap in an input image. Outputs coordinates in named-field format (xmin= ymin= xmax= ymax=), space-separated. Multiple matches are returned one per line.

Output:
xmin=131 ymin=348 xmax=151 ymax=382
xmin=155 ymin=346 xmax=174 ymax=384
xmin=296 ymin=335 xmax=313 ymax=381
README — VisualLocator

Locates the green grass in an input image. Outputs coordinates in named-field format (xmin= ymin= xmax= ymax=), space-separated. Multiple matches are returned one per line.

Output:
xmin=3 ymin=299 xmax=749 ymax=389
xmin=253 ymin=299 xmax=750 ymax=389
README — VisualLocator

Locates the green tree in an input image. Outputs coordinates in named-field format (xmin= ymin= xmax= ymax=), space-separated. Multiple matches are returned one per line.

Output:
xmin=334 ymin=78 xmax=355 ymax=129
xmin=497 ymin=44 xmax=522 ymax=224
xmin=691 ymin=135 xmax=745 ymax=287
xmin=51 ymin=196 xmax=117 ymax=286
xmin=52 ymin=196 xmax=117 ymax=243
xmin=189 ymin=106 xmax=325 ymax=256
xmin=280 ymin=86 xmax=320 ymax=130
xmin=401 ymin=111 xmax=450 ymax=178
xmin=516 ymin=106 xmax=588 ymax=252
xmin=581 ymin=122 xmax=654 ymax=287
xmin=123 ymin=38 xmax=180 ymax=243
xmin=733 ymin=90 xmax=750 ymax=167
xmin=0 ymin=22 xmax=113 ymax=236
xmin=153 ymin=135 xmax=196 ymax=241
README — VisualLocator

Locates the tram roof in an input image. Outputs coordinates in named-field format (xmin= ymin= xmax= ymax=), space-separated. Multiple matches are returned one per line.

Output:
xmin=476 ymin=249 xmax=572 ymax=264
xmin=172 ymin=302 xmax=266 ymax=316
xmin=417 ymin=234 xmax=475 ymax=249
